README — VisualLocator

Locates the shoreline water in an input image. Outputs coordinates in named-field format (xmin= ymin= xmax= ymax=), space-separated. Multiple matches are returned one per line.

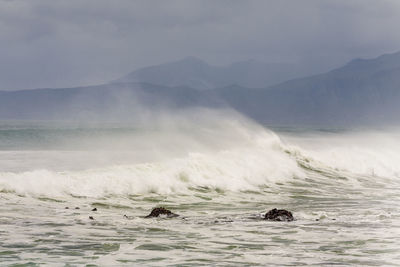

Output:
xmin=0 ymin=122 xmax=399 ymax=265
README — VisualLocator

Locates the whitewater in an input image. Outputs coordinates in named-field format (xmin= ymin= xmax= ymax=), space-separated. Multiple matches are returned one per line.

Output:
xmin=0 ymin=114 xmax=399 ymax=266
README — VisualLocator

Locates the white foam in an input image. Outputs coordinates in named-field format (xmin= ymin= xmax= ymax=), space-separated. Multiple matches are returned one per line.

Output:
xmin=0 ymin=131 xmax=304 ymax=197
xmin=2 ymin=112 xmax=400 ymax=198
xmin=283 ymin=130 xmax=400 ymax=179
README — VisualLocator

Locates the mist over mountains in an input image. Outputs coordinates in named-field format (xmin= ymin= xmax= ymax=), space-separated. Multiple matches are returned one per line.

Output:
xmin=1 ymin=51 xmax=400 ymax=126
xmin=113 ymin=57 xmax=309 ymax=90
xmin=0 ymin=83 xmax=222 ymax=121
xmin=217 ymin=51 xmax=400 ymax=125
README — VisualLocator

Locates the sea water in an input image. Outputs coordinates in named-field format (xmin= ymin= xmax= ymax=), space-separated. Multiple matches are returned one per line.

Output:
xmin=0 ymin=118 xmax=399 ymax=266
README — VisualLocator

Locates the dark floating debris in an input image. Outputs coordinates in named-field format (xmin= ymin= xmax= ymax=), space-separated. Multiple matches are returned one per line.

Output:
xmin=65 ymin=207 xmax=69 ymax=209
xmin=91 ymin=208 xmax=97 ymax=211
xmin=214 ymin=219 xmax=234 ymax=223
xmin=89 ymin=216 xmax=94 ymax=220
xmin=75 ymin=207 xmax=80 ymax=210
xmin=264 ymin=208 xmax=294 ymax=222
xmin=145 ymin=207 xmax=179 ymax=218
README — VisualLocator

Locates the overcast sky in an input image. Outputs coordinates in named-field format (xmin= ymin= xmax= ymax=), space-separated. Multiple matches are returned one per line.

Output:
xmin=1 ymin=0 xmax=400 ymax=90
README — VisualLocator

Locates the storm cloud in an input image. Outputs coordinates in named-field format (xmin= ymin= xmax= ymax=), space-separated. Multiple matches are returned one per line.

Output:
xmin=1 ymin=0 xmax=400 ymax=90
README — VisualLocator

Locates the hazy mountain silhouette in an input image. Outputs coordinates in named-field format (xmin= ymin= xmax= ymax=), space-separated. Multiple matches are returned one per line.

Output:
xmin=1 ymin=51 xmax=400 ymax=126
xmin=215 ymin=51 xmax=400 ymax=125
xmin=0 ymin=83 xmax=222 ymax=121
xmin=113 ymin=57 xmax=308 ymax=90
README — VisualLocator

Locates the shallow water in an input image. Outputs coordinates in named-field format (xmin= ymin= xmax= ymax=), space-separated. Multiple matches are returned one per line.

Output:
xmin=0 ymin=121 xmax=399 ymax=266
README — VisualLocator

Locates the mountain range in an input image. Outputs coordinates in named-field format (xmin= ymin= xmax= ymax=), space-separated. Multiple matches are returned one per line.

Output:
xmin=1 ymin=51 xmax=400 ymax=126
xmin=216 ymin=51 xmax=400 ymax=125
xmin=113 ymin=57 xmax=309 ymax=90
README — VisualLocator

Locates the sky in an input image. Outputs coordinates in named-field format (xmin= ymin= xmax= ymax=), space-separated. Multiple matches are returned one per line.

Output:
xmin=1 ymin=0 xmax=400 ymax=90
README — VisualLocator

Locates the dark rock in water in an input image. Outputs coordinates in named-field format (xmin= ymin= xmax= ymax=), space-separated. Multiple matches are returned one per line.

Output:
xmin=75 ymin=207 xmax=80 ymax=210
xmin=264 ymin=208 xmax=294 ymax=222
xmin=91 ymin=208 xmax=97 ymax=211
xmin=65 ymin=207 xmax=69 ymax=209
xmin=89 ymin=216 xmax=94 ymax=220
xmin=145 ymin=207 xmax=179 ymax=218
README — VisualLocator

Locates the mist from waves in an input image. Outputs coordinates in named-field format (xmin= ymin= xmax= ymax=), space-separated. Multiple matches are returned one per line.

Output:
xmin=1 ymin=110 xmax=400 ymax=265
xmin=0 ymin=111 xmax=399 ymax=199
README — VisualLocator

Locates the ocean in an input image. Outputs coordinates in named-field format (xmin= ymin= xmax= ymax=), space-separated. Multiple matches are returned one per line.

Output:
xmin=0 ymin=116 xmax=399 ymax=266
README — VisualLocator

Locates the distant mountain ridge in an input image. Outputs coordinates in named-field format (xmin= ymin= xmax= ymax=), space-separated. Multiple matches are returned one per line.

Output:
xmin=215 ymin=51 xmax=400 ymax=125
xmin=113 ymin=56 xmax=309 ymax=90
xmin=0 ymin=83 xmax=222 ymax=121
xmin=1 ymin=51 xmax=400 ymax=126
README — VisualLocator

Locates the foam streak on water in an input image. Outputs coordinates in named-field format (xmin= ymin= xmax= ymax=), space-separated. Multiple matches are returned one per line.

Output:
xmin=0 ymin=120 xmax=400 ymax=266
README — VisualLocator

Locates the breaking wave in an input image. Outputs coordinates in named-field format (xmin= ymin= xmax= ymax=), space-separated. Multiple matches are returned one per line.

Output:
xmin=1 ymin=107 xmax=400 ymax=199
xmin=1 ymin=127 xmax=400 ymax=198
xmin=0 ymin=130 xmax=302 ymax=197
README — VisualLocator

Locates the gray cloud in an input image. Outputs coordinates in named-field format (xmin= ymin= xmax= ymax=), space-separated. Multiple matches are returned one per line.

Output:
xmin=1 ymin=0 xmax=400 ymax=90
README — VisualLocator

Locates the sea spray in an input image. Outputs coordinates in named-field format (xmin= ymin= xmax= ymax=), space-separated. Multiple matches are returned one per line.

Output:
xmin=1 ymin=120 xmax=400 ymax=266
xmin=282 ymin=129 xmax=400 ymax=178
xmin=1 ymin=117 xmax=400 ymax=198
xmin=0 ymin=129 xmax=304 ymax=197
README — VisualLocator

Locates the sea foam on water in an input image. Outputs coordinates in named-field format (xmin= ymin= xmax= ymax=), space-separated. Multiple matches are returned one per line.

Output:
xmin=1 ymin=114 xmax=400 ymax=265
